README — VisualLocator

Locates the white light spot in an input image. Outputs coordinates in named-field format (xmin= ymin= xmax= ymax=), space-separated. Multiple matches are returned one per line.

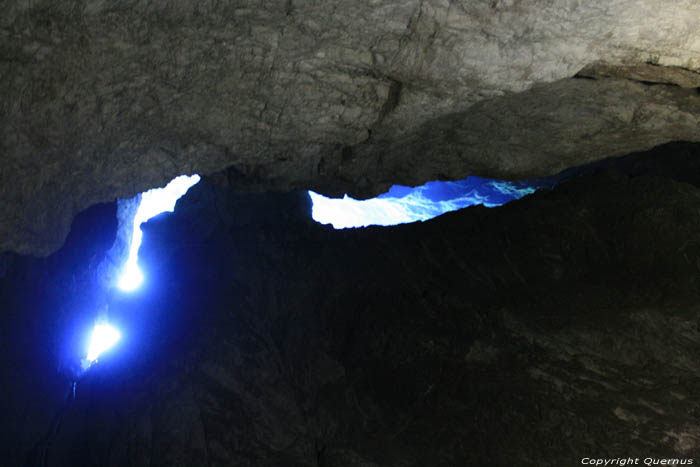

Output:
xmin=307 ymin=190 xmax=471 ymax=228
xmin=118 ymin=174 xmax=200 ymax=291
xmin=86 ymin=324 xmax=121 ymax=363
xmin=309 ymin=178 xmax=545 ymax=229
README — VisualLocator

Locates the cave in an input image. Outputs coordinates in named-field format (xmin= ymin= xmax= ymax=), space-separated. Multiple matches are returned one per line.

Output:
xmin=1 ymin=2 xmax=700 ymax=466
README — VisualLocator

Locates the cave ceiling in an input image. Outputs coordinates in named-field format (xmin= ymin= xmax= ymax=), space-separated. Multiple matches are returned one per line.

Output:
xmin=1 ymin=0 xmax=699 ymax=255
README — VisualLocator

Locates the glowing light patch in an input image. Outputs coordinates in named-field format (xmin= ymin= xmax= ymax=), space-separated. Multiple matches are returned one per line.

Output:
xmin=86 ymin=324 xmax=121 ymax=363
xmin=118 ymin=174 xmax=201 ymax=291
xmin=309 ymin=177 xmax=553 ymax=229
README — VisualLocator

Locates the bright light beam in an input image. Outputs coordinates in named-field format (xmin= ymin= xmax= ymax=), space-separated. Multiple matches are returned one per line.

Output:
xmin=118 ymin=174 xmax=201 ymax=291
xmin=309 ymin=177 xmax=548 ymax=229
xmin=308 ymin=189 xmax=484 ymax=228
xmin=86 ymin=324 xmax=121 ymax=363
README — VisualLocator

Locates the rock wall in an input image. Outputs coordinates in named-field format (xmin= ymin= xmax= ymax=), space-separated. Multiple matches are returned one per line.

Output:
xmin=1 ymin=0 xmax=699 ymax=255
xmin=2 ymin=143 xmax=700 ymax=466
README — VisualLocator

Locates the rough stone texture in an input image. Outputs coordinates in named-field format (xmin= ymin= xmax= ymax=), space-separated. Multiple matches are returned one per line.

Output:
xmin=578 ymin=62 xmax=700 ymax=88
xmin=2 ymin=143 xmax=700 ymax=466
xmin=1 ymin=0 xmax=700 ymax=255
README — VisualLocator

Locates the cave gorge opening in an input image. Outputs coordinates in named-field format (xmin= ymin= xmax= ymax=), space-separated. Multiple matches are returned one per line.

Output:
xmin=1 ymin=2 xmax=700 ymax=466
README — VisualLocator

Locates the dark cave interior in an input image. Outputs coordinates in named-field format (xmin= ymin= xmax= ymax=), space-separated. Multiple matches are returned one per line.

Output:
xmin=1 ymin=142 xmax=700 ymax=466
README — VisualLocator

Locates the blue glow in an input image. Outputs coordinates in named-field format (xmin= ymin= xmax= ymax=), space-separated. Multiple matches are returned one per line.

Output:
xmin=118 ymin=174 xmax=201 ymax=291
xmin=85 ymin=323 xmax=121 ymax=364
xmin=309 ymin=177 xmax=554 ymax=229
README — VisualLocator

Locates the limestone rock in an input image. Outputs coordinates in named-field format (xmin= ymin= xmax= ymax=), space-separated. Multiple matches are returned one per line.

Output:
xmin=1 ymin=0 xmax=699 ymax=254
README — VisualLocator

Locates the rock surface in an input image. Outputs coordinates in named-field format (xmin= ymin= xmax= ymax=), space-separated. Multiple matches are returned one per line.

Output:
xmin=2 ymin=143 xmax=700 ymax=466
xmin=1 ymin=0 xmax=700 ymax=255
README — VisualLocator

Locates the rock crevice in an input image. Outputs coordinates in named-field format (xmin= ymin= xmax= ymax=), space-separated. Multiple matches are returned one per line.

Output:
xmin=2 ymin=143 xmax=700 ymax=466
